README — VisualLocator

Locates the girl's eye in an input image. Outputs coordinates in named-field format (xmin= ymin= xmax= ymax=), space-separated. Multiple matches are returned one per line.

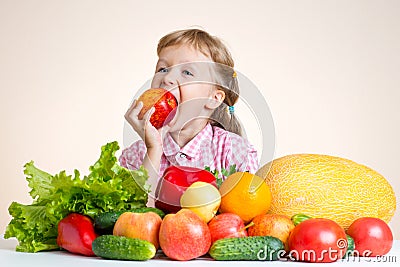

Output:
xmin=183 ymin=70 xmax=193 ymax=76
xmin=157 ymin=67 xmax=168 ymax=73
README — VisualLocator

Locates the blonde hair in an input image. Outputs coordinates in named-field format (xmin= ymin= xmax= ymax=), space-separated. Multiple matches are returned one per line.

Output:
xmin=157 ymin=29 xmax=242 ymax=136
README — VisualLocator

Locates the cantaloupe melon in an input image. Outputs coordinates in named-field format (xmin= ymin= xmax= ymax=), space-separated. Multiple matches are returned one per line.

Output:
xmin=256 ymin=154 xmax=396 ymax=230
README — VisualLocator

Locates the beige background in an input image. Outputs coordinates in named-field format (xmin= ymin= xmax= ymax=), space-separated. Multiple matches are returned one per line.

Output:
xmin=0 ymin=0 xmax=399 ymax=238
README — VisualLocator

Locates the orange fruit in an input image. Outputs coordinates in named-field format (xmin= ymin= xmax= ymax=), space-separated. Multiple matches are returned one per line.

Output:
xmin=219 ymin=172 xmax=272 ymax=223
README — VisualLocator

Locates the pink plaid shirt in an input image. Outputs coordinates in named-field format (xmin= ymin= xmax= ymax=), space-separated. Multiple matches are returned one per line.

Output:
xmin=119 ymin=123 xmax=259 ymax=179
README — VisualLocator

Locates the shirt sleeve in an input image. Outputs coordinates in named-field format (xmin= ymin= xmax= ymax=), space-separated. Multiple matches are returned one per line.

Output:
xmin=226 ymin=133 xmax=259 ymax=174
xmin=119 ymin=140 xmax=147 ymax=170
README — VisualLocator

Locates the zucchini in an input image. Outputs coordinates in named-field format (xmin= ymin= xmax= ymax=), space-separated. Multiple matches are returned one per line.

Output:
xmin=92 ymin=235 xmax=156 ymax=261
xmin=94 ymin=207 xmax=165 ymax=234
xmin=209 ymin=236 xmax=285 ymax=261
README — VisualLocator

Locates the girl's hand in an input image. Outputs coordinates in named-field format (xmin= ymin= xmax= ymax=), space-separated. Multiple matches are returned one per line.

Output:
xmin=124 ymin=100 xmax=162 ymax=149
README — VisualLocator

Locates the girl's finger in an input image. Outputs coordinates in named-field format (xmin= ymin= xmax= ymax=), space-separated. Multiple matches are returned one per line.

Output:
xmin=125 ymin=100 xmax=136 ymax=118
xmin=143 ymin=106 xmax=155 ymax=124
xmin=125 ymin=101 xmax=144 ymax=126
xmin=129 ymin=101 xmax=143 ymax=118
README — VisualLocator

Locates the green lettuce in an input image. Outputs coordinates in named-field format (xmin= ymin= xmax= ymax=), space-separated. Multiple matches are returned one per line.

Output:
xmin=4 ymin=141 xmax=149 ymax=252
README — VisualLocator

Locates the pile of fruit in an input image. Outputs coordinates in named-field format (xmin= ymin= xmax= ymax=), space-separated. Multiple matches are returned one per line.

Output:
xmin=5 ymin=140 xmax=396 ymax=263
xmin=57 ymin=166 xmax=394 ymax=263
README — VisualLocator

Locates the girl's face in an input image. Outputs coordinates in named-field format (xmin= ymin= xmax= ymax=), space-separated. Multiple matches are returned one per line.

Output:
xmin=151 ymin=44 xmax=225 ymax=131
xmin=151 ymin=44 xmax=215 ymax=102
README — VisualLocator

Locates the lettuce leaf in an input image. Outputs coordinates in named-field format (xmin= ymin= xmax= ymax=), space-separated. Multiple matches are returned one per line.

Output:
xmin=4 ymin=141 xmax=149 ymax=252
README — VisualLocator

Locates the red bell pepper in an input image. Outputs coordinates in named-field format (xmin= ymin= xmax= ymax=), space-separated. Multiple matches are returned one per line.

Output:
xmin=155 ymin=166 xmax=217 ymax=213
xmin=57 ymin=213 xmax=98 ymax=256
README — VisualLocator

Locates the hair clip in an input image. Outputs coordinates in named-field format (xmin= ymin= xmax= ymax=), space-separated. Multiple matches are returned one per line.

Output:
xmin=232 ymin=71 xmax=237 ymax=78
xmin=228 ymin=106 xmax=234 ymax=114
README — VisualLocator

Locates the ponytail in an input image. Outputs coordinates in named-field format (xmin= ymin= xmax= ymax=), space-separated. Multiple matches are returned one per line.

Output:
xmin=210 ymin=69 xmax=243 ymax=136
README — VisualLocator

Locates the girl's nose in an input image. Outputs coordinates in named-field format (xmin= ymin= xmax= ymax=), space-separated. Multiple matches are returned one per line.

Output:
xmin=161 ymin=70 xmax=178 ymax=89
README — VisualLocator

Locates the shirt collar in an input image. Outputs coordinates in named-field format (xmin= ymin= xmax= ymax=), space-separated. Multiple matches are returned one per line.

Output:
xmin=163 ymin=123 xmax=213 ymax=158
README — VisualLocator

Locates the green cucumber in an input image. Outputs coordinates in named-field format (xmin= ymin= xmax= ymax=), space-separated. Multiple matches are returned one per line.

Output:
xmin=209 ymin=236 xmax=285 ymax=261
xmin=343 ymin=234 xmax=355 ymax=258
xmin=92 ymin=235 xmax=156 ymax=261
xmin=94 ymin=207 xmax=165 ymax=234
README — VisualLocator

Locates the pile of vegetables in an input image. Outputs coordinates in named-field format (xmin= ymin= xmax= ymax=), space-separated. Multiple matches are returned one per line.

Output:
xmin=4 ymin=141 xmax=395 ymax=263
xmin=4 ymin=141 xmax=149 ymax=252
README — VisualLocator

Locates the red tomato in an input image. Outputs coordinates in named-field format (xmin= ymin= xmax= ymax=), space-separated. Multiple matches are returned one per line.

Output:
xmin=347 ymin=217 xmax=393 ymax=256
xmin=288 ymin=218 xmax=347 ymax=263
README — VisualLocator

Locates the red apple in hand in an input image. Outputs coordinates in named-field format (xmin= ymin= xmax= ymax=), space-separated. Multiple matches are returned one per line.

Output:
xmin=137 ymin=88 xmax=178 ymax=129
xmin=113 ymin=212 xmax=162 ymax=249
xmin=208 ymin=213 xmax=248 ymax=243
xmin=159 ymin=209 xmax=211 ymax=261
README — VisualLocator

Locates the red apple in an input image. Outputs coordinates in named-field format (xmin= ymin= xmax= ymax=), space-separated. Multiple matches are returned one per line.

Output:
xmin=208 ymin=213 xmax=248 ymax=243
xmin=113 ymin=212 xmax=162 ymax=249
xmin=159 ymin=209 xmax=211 ymax=261
xmin=137 ymin=88 xmax=177 ymax=129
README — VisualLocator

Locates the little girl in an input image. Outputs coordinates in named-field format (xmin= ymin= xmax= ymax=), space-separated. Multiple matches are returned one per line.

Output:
xmin=120 ymin=29 xmax=259 ymax=190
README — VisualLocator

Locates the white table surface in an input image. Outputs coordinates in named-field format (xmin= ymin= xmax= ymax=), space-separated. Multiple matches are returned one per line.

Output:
xmin=2 ymin=237 xmax=400 ymax=266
